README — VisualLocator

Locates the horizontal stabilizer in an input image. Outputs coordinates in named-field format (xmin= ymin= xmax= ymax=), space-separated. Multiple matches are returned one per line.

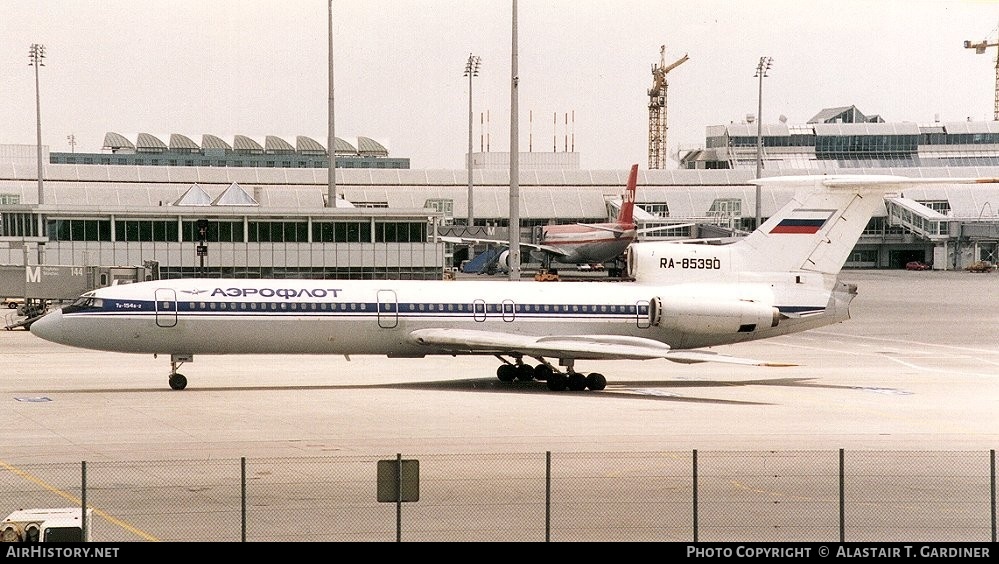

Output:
xmin=575 ymin=223 xmax=628 ymax=234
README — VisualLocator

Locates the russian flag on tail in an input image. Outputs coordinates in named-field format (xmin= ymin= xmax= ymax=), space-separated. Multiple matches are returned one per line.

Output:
xmin=769 ymin=209 xmax=834 ymax=234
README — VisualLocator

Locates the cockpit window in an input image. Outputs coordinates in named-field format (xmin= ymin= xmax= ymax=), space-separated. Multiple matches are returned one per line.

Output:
xmin=62 ymin=296 xmax=103 ymax=314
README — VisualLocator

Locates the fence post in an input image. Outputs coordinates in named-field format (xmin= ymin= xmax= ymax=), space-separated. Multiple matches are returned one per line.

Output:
xmin=991 ymin=449 xmax=996 ymax=543
xmin=241 ymin=457 xmax=246 ymax=542
xmin=80 ymin=461 xmax=87 ymax=543
xmin=692 ymin=449 xmax=698 ymax=542
xmin=839 ymin=448 xmax=845 ymax=543
xmin=545 ymin=451 xmax=551 ymax=542
xmin=396 ymin=453 xmax=402 ymax=542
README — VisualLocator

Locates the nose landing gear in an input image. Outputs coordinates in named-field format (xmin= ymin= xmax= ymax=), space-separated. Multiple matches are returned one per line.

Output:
xmin=167 ymin=354 xmax=193 ymax=390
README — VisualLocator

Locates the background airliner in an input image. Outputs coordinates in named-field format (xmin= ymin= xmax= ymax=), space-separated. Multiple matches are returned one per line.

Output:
xmin=30 ymin=174 xmax=995 ymax=392
xmin=446 ymin=164 xmax=691 ymax=274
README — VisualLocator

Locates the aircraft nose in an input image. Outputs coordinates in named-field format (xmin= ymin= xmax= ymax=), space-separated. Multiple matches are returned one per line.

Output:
xmin=29 ymin=309 xmax=64 ymax=344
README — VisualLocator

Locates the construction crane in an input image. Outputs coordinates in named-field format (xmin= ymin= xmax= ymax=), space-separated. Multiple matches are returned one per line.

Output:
xmin=648 ymin=45 xmax=688 ymax=169
xmin=964 ymin=25 xmax=999 ymax=121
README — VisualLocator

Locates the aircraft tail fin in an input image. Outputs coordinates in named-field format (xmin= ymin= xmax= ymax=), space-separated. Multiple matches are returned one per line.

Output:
xmin=616 ymin=164 xmax=638 ymax=226
xmin=741 ymin=175 xmax=997 ymax=275
xmin=627 ymin=175 xmax=999 ymax=284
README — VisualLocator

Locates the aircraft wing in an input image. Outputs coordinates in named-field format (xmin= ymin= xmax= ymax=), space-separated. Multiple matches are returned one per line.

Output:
xmin=439 ymin=236 xmax=570 ymax=257
xmin=407 ymin=328 xmax=794 ymax=366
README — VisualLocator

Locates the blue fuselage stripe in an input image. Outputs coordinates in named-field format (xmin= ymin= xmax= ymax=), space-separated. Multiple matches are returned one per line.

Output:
xmin=63 ymin=298 xmax=824 ymax=320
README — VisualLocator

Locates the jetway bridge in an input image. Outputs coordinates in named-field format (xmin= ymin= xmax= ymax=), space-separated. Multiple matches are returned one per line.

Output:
xmin=1 ymin=263 xmax=154 ymax=330
xmin=885 ymin=197 xmax=999 ymax=267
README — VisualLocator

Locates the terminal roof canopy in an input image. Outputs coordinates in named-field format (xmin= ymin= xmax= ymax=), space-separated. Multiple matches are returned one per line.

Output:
xmin=296 ymin=136 xmax=326 ymax=156
xmin=103 ymin=132 xmax=135 ymax=152
xmin=357 ymin=136 xmax=388 ymax=157
xmin=201 ymin=134 xmax=232 ymax=152
xmin=169 ymin=134 xmax=199 ymax=153
xmin=136 ymin=133 xmax=168 ymax=153
xmin=233 ymin=135 xmax=264 ymax=155
xmin=333 ymin=137 xmax=357 ymax=154
xmin=264 ymin=136 xmax=295 ymax=154
xmin=96 ymin=132 xmax=393 ymax=158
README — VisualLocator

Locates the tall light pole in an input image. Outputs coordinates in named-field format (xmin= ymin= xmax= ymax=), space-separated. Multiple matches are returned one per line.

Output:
xmin=509 ymin=0 xmax=520 ymax=281
xmin=464 ymin=53 xmax=481 ymax=229
xmin=29 ymin=44 xmax=45 ymax=206
xmin=326 ymin=0 xmax=337 ymax=208
xmin=753 ymin=56 xmax=773 ymax=229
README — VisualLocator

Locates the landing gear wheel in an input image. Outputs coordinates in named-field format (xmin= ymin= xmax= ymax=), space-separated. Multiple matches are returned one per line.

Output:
xmin=533 ymin=364 xmax=553 ymax=381
xmin=497 ymin=364 xmax=517 ymax=382
xmin=585 ymin=373 xmax=607 ymax=391
xmin=169 ymin=373 xmax=187 ymax=390
xmin=547 ymin=372 xmax=568 ymax=391
xmin=567 ymin=373 xmax=587 ymax=391
xmin=167 ymin=355 xmax=193 ymax=391
xmin=515 ymin=364 xmax=535 ymax=381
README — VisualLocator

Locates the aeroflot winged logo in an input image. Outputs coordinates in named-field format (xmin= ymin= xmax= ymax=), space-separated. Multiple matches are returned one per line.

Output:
xmin=211 ymin=287 xmax=344 ymax=298
xmin=180 ymin=287 xmax=344 ymax=299
xmin=769 ymin=209 xmax=834 ymax=234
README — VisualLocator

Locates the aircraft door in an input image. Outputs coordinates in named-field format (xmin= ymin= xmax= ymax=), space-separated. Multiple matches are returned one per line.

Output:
xmin=501 ymin=299 xmax=516 ymax=322
xmin=155 ymin=288 xmax=177 ymax=328
xmin=473 ymin=299 xmax=487 ymax=322
xmin=635 ymin=299 xmax=651 ymax=329
xmin=376 ymin=290 xmax=398 ymax=329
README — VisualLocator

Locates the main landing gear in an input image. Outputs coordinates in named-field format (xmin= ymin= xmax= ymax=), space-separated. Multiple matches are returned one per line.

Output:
xmin=494 ymin=356 xmax=607 ymax=392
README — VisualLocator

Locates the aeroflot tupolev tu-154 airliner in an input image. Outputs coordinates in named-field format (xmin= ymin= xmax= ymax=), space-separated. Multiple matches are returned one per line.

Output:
xmin=30 ymin=173 xmax=996 ymax=392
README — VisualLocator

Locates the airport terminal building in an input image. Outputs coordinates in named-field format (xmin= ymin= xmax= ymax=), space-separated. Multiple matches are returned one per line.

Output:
xmin=2 ymin=110 xmax=999 ymax=301
xmin=680 ymin=105 xmax=999 ymax=171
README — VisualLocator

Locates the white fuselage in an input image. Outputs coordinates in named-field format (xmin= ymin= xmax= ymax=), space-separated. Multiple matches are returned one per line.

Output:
xmin=537 ymin=224 xmax=637 ymax=264
xmin=30 ymin=276 xmax=850 ymax=358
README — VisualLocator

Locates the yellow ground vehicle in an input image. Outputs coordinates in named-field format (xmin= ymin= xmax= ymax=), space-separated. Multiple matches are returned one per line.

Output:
xmin=533 ymin=268 xmax=560 ymax=282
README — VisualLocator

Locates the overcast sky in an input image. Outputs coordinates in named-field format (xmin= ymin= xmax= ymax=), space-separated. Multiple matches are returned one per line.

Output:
xmin=2 ymin=0 xmax=998 ymax=171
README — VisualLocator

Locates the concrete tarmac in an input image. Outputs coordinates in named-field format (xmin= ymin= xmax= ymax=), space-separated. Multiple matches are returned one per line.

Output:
xmin=1 ymin=270 xmax=997 ymax=465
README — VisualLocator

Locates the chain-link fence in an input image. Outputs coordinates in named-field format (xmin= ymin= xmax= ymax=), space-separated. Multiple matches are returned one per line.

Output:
xmin=1 ymin=450 xmax=995 ymax=542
